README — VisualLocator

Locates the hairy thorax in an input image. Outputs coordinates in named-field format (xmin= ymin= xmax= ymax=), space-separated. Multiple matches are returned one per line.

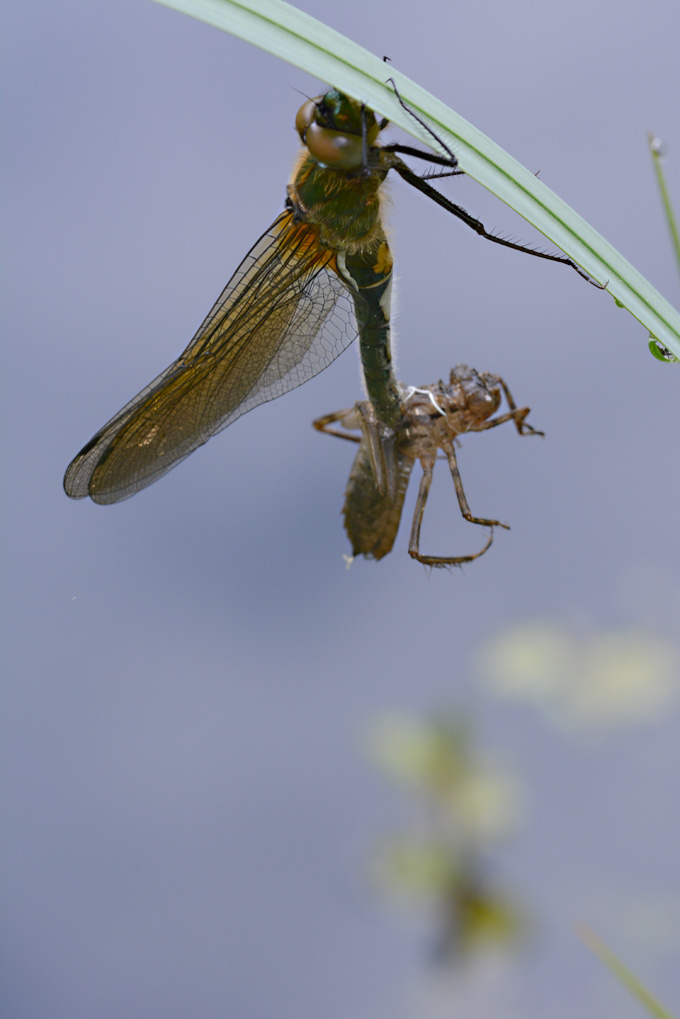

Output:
xmin=287 ymin=150 xmax=390 ymax=255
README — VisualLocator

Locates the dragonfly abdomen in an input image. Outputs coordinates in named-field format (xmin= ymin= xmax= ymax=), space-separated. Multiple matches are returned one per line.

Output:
xmin=336 ymin=240 xmax=401 ymax=429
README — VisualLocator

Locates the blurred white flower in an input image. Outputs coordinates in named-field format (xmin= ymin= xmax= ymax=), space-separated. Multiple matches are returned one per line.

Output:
xmin=479 ymin=623 xmax=677 ymax=730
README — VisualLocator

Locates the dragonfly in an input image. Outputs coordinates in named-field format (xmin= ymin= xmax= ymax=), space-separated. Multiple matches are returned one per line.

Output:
xmin=313 ymin=365 xmax=542 ymax=566
xmin=64 ymin=86 xmax=598 ymax=504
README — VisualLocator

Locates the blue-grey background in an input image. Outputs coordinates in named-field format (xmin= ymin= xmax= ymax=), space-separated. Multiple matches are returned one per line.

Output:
xmin=3 ymin=0 xmax=680 ymax=1016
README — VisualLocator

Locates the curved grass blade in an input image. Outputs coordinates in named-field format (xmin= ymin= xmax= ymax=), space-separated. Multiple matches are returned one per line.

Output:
xmin=148 ymin=0 xmax=680 ymax=359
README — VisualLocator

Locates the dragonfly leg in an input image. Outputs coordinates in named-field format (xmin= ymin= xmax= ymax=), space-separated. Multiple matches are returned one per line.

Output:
xmin=312 ymin=409 xmax=362 ymax=443
xmin=498 ymin=378 xmax=544 ymax=436
xmin=472 ymin=406 xmax=544 ymax=437
xmin=408 ymin=457 xmax=495 ymax=567
xmin=408 ymin=459 xmax=432 ymax=559
xmin=388 ymin=160 xmax=605 ymax=288
xmin=418 ymin=167 xmax=465 ymax=182
xmin=384 ymin=77 xmax=460 ymax=168
xmin=445 ymin=442 xmax=509 ymax=530
xmin=381 ymin=141 xmax=463 ymax=173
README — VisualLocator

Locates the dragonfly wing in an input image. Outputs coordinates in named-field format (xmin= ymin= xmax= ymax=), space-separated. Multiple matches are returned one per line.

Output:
xmin=343 ymin=438 xmax=413 ymax=560
xmin=64 ymin=211 xmax=356 ymax=504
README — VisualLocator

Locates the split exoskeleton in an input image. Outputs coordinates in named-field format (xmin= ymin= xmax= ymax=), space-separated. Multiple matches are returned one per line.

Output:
xmin=314 ymin=365 xmax=542 ymax=566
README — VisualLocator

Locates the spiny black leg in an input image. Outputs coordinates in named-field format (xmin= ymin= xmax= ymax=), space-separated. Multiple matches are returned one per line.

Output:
xmin=392 ymin=159 xmax=605 ymax=288
xmin=385 ymin=77 xmax=459 ymax=165
xmin=381 ymin=142 xmax=462 ymax=172
xmin=419 ymin=167 xmax=465 ymax=182
xmin=382 ymin=78 xmax=605 ymax=289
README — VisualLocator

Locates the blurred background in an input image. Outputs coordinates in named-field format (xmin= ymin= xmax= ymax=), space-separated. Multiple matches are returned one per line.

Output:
xmin=3 ymin=0 xmax=680 ymax=1016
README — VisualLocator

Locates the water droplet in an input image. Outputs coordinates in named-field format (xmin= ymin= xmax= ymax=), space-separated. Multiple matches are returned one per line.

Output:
xmin=648 ymin=339 xmax=679 ymax=363
xmin=614 ymin=298 xmax=625 ymax=308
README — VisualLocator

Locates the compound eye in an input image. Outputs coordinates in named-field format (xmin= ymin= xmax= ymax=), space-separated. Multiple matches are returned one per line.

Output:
xmin=303 ymin=122 xmax=364 ymax=169
xmin=295 ymin=98 xmax=322 ymax=141
xmin=295 ymin=96 xmax=370 ymax=170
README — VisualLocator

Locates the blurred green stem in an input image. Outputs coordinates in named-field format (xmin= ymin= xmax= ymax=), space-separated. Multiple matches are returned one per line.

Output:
xmin=580 ymin=926 xmax=675 ymax=1019
xmin=648 ymin=133 xmax=680 ymax=284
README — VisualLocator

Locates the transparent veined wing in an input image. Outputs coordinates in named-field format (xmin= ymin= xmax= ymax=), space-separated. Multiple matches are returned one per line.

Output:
xmin=64 ymin=211 xmax=357 ymax=504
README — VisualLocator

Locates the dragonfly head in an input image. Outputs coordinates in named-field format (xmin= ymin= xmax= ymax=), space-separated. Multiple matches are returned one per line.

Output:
xmin=449 ymin=365 xmax=502 ymax=420
xmin=295 ymin=89 xmax=380 ymax=171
